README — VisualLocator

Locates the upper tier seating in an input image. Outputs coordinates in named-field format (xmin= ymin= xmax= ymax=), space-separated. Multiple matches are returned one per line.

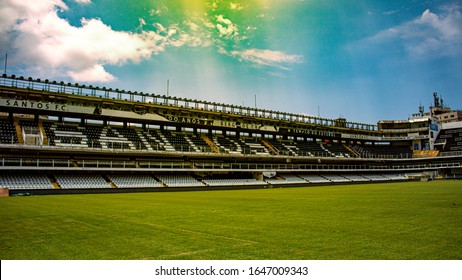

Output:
xmin=212 ymin=135 xmax=241 ymax=154
xmin=158 ymin=130 xmax=194 ymax=152
xmin=0 ymin=119 xmax=18 ymax=144
xmin=212 ymin=135 xmax=270 ymax=155
xmin=83 ymin=125 xmax=103 ymax=148
xmin=43 ymin=123 xmax=88 ymax=148
xmin=293 ymin=141 xmax=326 ymax=157
xmin=350 ymin=144 xmax=413 ymax=158
xmin=4 ymin=119 xmax=430 ymax=160
xmin=238 ymin=137 xmax=270 ymax=155
xmin=144 ymin=130 xmax=167 ymax=151
xmin=264 ymin=139 xmax=298 ymax=156
xmin=112 ymin=127 xmax=147 ymax=150
xmin=436 ymin=128 xmax=462 ymax=152
xmin=322 ymin=143 xmax=352 ymax=157
xmin=187 ymin=134 xmax=214 ymax=153
xmin=100 ymin=127 xmax=132 ymax=150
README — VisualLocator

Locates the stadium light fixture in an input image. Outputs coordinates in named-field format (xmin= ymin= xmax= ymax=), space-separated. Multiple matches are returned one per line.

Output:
xmin=2 ymin=51 xmax=7 ymax=75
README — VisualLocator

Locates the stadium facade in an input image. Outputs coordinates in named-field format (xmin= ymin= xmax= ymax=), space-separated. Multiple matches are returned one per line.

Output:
xmin=0 ymin=74 xmax=461 ymax=195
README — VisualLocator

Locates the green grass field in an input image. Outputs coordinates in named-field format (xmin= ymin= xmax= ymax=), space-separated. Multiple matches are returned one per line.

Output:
xmin=1 ymin=180 xmax=461 ymax=260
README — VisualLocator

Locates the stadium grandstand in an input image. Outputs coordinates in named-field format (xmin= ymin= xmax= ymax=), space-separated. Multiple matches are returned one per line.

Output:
xmin=0 ymin=74 xmax=461 ymax=195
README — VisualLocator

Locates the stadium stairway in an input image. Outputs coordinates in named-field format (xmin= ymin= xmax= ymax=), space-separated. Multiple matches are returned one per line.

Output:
xmin=14 ymin=120 xmax=24 ymax=145
xmin=38 ymin=121 xmax=49 ymax=145
xmin=261 ymin=139 xmax=279 ymax=155
xmin=48 ymin=174 xmax=61 ymax=189
xmin=200 ymin=134 xmax=220 ymax=153
xmin=102 ymin=175 xmax=118 ymax=188
xmin=343 ymin=144 xmax=361 ymax=158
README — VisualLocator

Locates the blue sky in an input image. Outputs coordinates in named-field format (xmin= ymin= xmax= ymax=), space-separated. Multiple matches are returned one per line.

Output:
xmin=1 ymin=0 xmax=461 ymax=124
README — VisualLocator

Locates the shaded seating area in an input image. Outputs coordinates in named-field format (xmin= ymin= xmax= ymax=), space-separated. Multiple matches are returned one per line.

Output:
xmin=2 ymin=118 xmax=450 ymax=161
xmin=436 ymin=128 xmax=462 ymax=152
xmin=43 ymin=123 xmax=88 ymax=148
xmin=322 ymin=143 xmax=352 ymax=157
xmin=350 ymin=144 xmax=413 ymax=158
xmin=293 ymin=141 xmax=325 ymax=157
xmin=0 ymin=119 xmax=19 ymax=144
xmin=159 ymin=130 xmax=194 ymax=152
xmin=212 ymin=135 xmax=242 ymax=154
xmin=115 ymin=127 xmax=148 ymax=150
xmin=264 ymin=139 xmax=297 ymax=156
xmin=186 ymin=134 xmax=214 ymax=153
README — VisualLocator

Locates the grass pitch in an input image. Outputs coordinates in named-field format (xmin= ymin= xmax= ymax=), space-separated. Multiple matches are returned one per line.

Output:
xmin=0 ymin=180 xmax=461 ymax=260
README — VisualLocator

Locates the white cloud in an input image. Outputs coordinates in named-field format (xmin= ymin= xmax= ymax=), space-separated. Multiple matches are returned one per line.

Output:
xmin=0 ymin=0 xmax=305 ymax=82
xmin=215 ymin=15 xmax=239 ymax=38
xmin=149 ymin=8 xmax=161 ymax=16
xmin=383 ymin=10 xmax=399 ymax=16
xmin=74 ymin=0 xmax=91 ymax=4
xmin=230 ymin=3 xmax=243 ymax=11
xmin=362 ymin=5 xmax=462 ymax=57
xmin=211 ymin=1 xmax=218 ymax=12
xmin=0 ymin=0 xmax=209 ymax=83
xmin=68 ymin=64 xmax=114 ymax=82
xmin=231 ymin=49 xmax=303 ymax=70
xmin=153 ymin=22 xmax=167 ymax=34
xmin=138 ymin=18 xmax=146 ymax=29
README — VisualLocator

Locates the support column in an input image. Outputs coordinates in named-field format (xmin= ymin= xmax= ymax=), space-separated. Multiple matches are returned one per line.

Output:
xmin=253 ymin=172 xmax=263 ymax=181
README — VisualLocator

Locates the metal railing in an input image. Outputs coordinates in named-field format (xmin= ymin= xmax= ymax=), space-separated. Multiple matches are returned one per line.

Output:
xmin=0 ymin=141 xmax=416 ymax=159
xmin=0 ymin=74 xmax=377 ymax=131
xmin=0 ymin=157 xmax=459 ymax=171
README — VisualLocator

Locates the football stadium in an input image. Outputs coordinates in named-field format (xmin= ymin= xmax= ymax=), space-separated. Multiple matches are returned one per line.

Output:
xmin=0 ymin=74 xmax=461 ymax=260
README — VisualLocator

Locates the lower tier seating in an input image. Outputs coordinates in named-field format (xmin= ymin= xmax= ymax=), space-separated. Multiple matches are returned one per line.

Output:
xmin=0 ymin=174 xmax=54 ymax=190
xmin=55 ymin=174 xmax=111 ymax=189
xmin=108 ymin=174 xmax=164 ymax=188
xmin=156 ymin=174 xmax=204 ymax=187
xmin=0 ymin=172 xmax=415 ymax=191
xmin=202 ymin=178 xmax=265 ymax=187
